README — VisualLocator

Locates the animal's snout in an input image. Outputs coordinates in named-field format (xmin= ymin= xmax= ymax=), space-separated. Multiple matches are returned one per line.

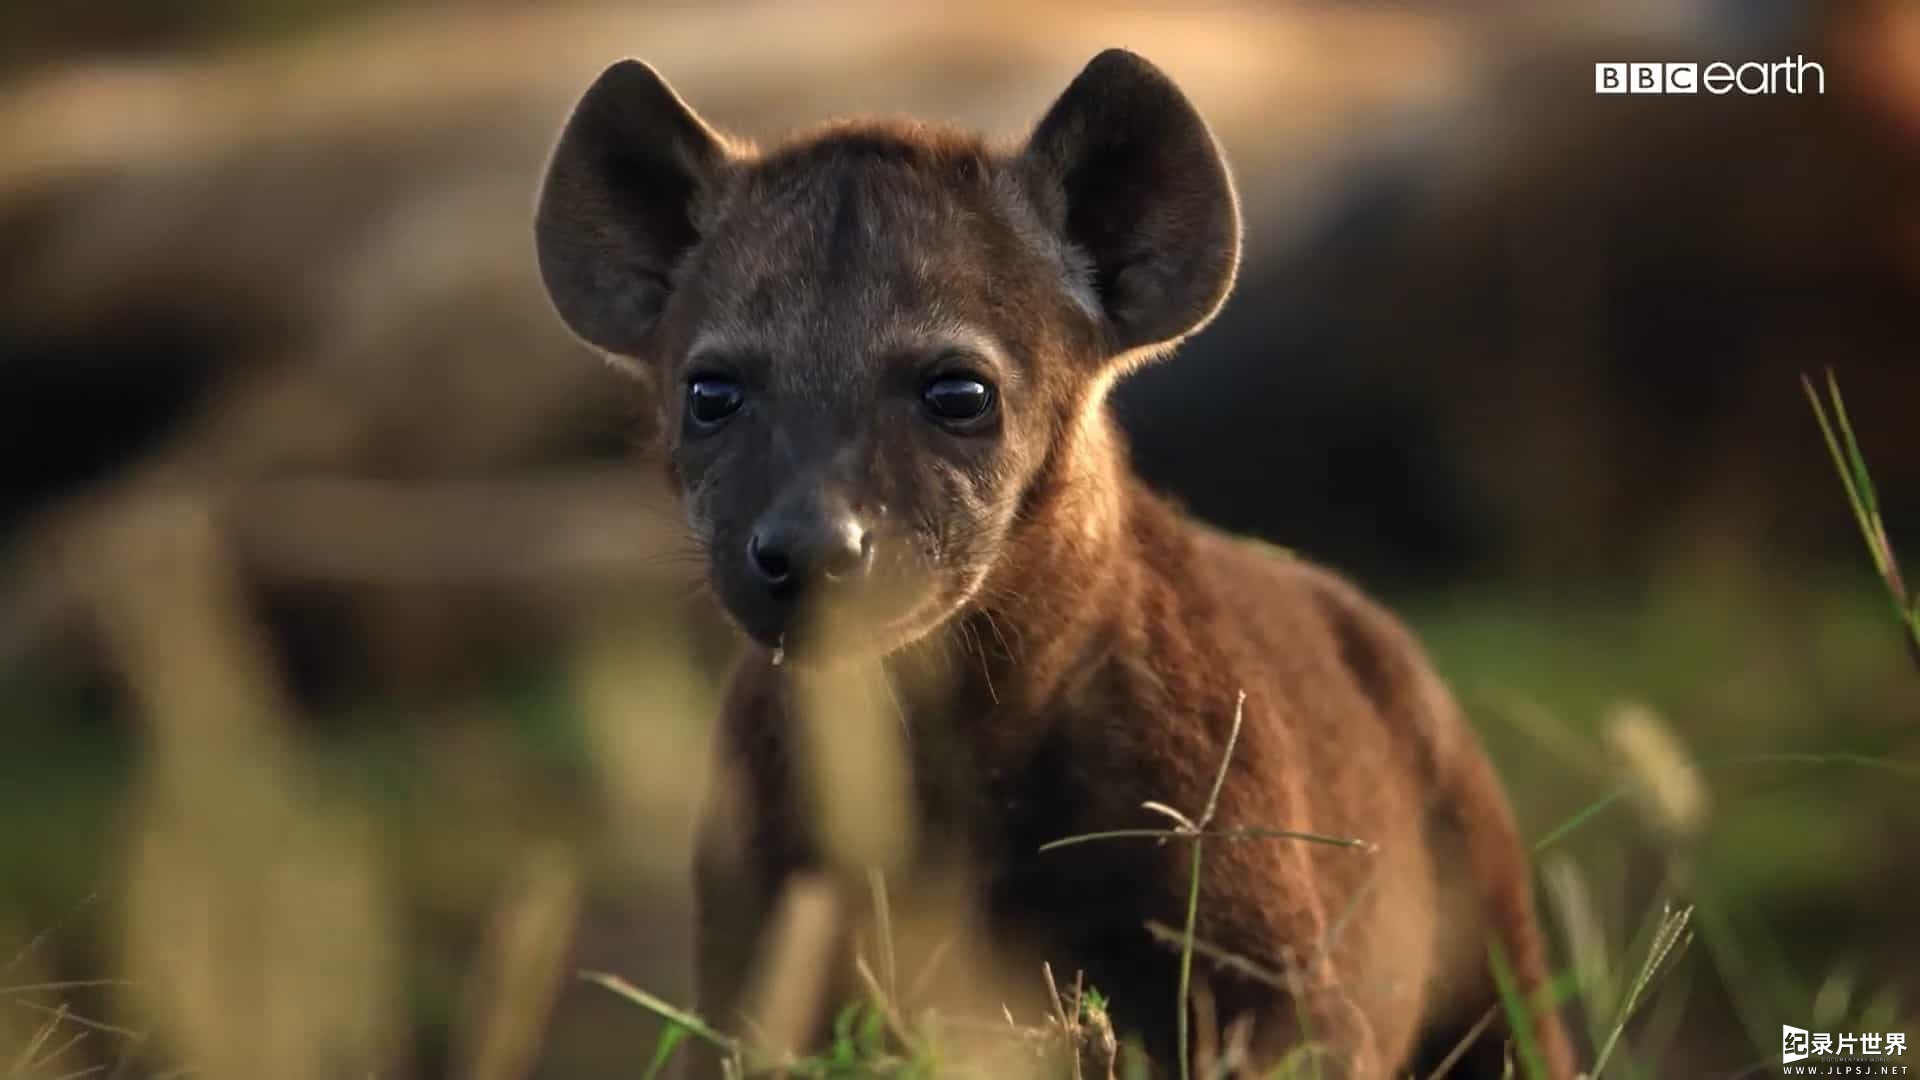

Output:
xmin=747 ymin=498 xmax=874 ymax=592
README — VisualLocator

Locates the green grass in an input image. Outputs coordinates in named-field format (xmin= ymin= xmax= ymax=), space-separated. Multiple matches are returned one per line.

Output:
xmin=8 ymin=599 xmax=1914 ymax=1077
xmin=9 ymin=578 xmax=1913 ymax=1077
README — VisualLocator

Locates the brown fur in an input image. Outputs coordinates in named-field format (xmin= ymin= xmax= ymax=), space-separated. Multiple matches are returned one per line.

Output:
xmin=535 ymin=50 xmax=1576 ymax=1077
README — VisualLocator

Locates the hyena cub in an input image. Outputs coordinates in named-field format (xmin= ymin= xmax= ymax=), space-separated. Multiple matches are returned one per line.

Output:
xmin=535 ymin=49 xmax=1577 ymax=1078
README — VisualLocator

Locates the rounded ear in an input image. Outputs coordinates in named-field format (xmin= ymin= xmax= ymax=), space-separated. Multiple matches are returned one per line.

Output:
xmin=534 ymin=60 xmax=727 ymax=362
xmin=1017 ymin=49 xmax=1242 ymax=359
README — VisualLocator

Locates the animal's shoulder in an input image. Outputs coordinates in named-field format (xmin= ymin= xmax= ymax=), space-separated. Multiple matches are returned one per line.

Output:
xmin=1173 ymin=517 xmax=1466 ymax=768
xmin=1179 ymin=520 xmax=1395 ymax=651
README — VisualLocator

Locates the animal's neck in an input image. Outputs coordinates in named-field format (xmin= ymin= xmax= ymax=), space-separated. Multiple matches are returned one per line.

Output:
xmin=850 ymin=405 xmax=1145 ymax=851
xmin=948 ymin=404 xmax=1144 ymax=717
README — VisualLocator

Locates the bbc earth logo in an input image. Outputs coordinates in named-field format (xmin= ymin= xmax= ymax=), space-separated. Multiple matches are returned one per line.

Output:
xmin=1784 ymin=1024 xmax=1910 ymax=1074
xmin=1595 ymin=56 xmax=1825 ymax=95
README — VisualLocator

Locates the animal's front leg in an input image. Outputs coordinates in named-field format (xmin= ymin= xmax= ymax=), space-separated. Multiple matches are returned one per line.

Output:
xmin=1193 ymin=868 xmax=1400 ymax=1078
xmin=1254 ymin=977 xmax=1388 ymax=1080
xmin=691 ymin=806 xmax=773 ymax=1050
xmin=692 ymin=794 xmax=849 ymax=1068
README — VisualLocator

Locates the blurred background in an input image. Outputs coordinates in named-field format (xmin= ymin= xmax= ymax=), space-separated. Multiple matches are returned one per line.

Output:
xmin=2 ymin=1 xmax=1917 ymax=1076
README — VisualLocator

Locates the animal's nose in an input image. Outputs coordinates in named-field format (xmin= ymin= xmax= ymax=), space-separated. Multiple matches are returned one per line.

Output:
xmin=747 ymin=508 xmax=873 ymax=591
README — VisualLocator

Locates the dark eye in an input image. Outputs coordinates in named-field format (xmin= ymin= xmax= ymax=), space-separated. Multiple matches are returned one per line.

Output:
xmin=686 ymin=377 xmax=744 ymax=429
xmin=922 ymin=375 xmax=995 ymax=425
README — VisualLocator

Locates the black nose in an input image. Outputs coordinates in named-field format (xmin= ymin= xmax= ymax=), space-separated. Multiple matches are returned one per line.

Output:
xmin=747 ymin=511 xmax=873 ymax=590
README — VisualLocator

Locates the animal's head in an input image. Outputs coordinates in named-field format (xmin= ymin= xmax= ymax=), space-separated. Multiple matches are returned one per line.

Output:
xmin=535 ymin=49 xmax=1239 ymax=660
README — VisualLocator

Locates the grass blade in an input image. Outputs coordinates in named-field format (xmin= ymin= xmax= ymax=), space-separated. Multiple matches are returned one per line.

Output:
xmin=1590 ymin=904 xmax=1692 ymax=1076
xmin=1803 ymin=373 xmax=1885 ymax=581
xmin=1039 ymin=826 xmax=1371 ymax=854
xmin=1803 ymin=369 xmax=1917 ymax=665
xmin=1534 ymin=751 xmax=1920 ymax=854
xmin=1176 ymin=691 xmax=1247 ymax=1080
xmin=1487 ymin=942 xmax=1546 ymax=1080
xmin=642 ymin=1022 xmax=690 ymax=1080
xmin=579 ymin=970 xmax=739 ymax=1057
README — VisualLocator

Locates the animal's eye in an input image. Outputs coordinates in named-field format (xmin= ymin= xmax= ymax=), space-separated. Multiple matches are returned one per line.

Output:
xmin=686 ymin=377 xmax=744 ymax=429
xmin=922 ymin=375 xmax=995 ymax=426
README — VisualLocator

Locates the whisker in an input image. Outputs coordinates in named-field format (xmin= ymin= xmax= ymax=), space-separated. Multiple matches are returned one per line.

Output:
xmin=978 ymin=607 xmax=1016 ymax=666
xmin=962 ymin=618 xmax=998 ymax=705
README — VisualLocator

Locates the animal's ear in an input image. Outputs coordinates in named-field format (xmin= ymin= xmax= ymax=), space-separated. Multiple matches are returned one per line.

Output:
xmin=1017 ymin=49 xmax=1241 ymax=359
xmin=535 ymin=60 xmax=726 ymax=362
